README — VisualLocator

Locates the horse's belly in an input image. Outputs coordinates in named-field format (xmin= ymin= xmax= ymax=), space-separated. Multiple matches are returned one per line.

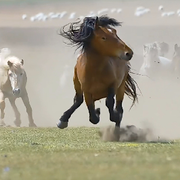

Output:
xmin=82 ymin=77 xmax=124 ymax=101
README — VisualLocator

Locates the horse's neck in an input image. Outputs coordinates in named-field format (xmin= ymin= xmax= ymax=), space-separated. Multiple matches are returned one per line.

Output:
xmin=84 ymin=50 xmax=106 ymax=65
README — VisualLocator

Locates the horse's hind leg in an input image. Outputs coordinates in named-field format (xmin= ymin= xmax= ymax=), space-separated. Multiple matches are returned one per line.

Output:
xmin=21 ymin=90 xmax=37 ymax=127
xmin=84 ymin=92 xmax=100 ymax=124
xmin=9 ymin=98 xmax=21 ymax=127
xmin=57 ymin=67 xmax=84 ymax=129
xmin=0 ymin=91 xmax=6 ymax=126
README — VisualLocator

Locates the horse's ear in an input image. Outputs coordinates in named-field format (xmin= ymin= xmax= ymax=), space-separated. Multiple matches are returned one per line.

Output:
xmin=7 ymin=61 xmax=13 ymax=67
xmin=94 ymin=16 xmax=99 ymax=30
xmin=174 ymin=44 xmax=178 ymax=51
xmin=21 ymin=59 xmax=24 ymax=65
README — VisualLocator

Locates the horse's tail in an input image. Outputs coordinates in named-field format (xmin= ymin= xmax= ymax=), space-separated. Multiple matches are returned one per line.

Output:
xmin=125 ymin=73 xmax=139 ymax=107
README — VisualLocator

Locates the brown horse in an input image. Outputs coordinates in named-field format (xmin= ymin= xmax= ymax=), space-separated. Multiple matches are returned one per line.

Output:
xmin=57 ymin=16 xmax=138 ymax=129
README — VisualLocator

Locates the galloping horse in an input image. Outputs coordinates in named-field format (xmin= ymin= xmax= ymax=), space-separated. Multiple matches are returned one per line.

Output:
xmin=0 ymin=48 xmax=36 ymax=127
xmin=57 ymin=16 xmax=138 ymax=129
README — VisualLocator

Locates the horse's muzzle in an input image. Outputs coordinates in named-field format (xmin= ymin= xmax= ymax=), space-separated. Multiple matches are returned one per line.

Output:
xmin=121 ymin=51 xmax=133 ymax=61
xmin=13 ymin=88 xmax=20 ymax=96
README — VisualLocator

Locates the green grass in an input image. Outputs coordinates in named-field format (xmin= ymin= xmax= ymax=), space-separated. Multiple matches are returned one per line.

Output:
xmin=0 ymin=127 xmax=180 ymax=180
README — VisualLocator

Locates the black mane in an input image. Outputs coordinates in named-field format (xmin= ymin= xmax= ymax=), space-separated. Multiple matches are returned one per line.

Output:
xmin=59 ymin=15 xmax=122 ymax=52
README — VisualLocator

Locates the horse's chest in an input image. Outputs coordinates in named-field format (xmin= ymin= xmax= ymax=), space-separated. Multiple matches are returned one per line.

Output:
xmin=81 ymin=62 xmax=125 ymax=92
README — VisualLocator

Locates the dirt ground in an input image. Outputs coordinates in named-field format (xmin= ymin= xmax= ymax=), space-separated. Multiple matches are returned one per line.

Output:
xmin=1 ymin=0 xmax=180 ymax=140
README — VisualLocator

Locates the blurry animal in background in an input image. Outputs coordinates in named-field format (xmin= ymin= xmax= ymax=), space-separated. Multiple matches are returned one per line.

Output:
xmin=140 ymin=43 xmax=172 ymax=79
xmin=172 ymin=44 xmax=180 ymax=75
xmin=0 ymin=48 xmax=36 ymax=127
xmin=142 ymin=43 xmax=159 ymax=68
xmin=154 ymin=41 xmax=169 ymax=57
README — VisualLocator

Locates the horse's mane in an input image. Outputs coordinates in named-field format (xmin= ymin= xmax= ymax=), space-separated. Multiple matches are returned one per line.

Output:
xmin=59 ymin=15 xmax=122 ymax=52
xmin=0 ymin=55 xmax=23 ymax=71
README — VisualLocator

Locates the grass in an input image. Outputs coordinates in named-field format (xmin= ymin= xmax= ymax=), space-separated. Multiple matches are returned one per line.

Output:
xmin=0 ymin=127 xmax=180 ymax=180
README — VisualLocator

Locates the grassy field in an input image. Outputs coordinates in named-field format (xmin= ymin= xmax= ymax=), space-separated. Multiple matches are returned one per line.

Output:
xmin=0 ymin=127 xmax=180 ymax=180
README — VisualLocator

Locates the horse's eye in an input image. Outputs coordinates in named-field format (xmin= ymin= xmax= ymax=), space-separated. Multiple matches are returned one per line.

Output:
xmin=20 ymin=73 xmax=23 ymax=76
xmin=102 ymin=37 xmax=106 ymax=41
xmin=9 ymin=73 xmax=13 ymax=77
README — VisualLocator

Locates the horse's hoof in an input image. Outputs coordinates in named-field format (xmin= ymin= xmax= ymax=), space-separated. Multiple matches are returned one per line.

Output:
xmin=0 ymin=120 xmax=6 ymax=127
xmin=89 ymin=108 xmax=100 ymax=124
xmin=89 ymin=116 xmax=100 ymax=124
xmin=57 ymin=121 xmax=68 ymax=129
xmin=29 ymin=123 xmax=37 ymax=127
xmin=14 ymin=120 xmax=21 ymax=127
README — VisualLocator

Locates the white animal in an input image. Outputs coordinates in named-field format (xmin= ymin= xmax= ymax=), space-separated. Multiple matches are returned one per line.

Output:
xmin=117 ymin=8 xmax=122 ymax=13
xmin=30 ymin=16 xmax=35 ymax=22
xmin=161 ymin=11 xmax=175 ymax=17
xmin=154 ymin=41 xmax=169 ymax=57
xmin=69 ymin=12 xmax=76 ymax=19
xmin=158 ymin=5 xmax=164 ymax=11
xmin=139 ymin=43 xmax=173 ymax=80
xmin=0 ymin=48 xmax=36 ymax=127
xmin=110 ymin=8 xmax=116 ymax=13
xmin=135 ymin=8 xmax=150 ymax=17
xmin=22 ymin=14 xmax=27 ymax=20
xmin=59 ymin=11 xmax=67 ymax=19
xmin=172 ymin=44 xmax=180 ymax=75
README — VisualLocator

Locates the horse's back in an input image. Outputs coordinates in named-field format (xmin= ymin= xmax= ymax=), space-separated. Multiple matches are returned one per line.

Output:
xmin=159 ymin=56 xmax=172 ymax=66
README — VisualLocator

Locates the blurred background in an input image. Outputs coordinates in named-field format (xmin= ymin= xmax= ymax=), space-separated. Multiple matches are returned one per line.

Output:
xmin=0 ymin=0 xmax=180 ymax=139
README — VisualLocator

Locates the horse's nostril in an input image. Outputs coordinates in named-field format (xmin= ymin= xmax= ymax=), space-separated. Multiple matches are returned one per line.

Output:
xmin=125 ymin=51 xmax=133 ymax=60
xmin=13 ymin=88 xmax=20 ymax=95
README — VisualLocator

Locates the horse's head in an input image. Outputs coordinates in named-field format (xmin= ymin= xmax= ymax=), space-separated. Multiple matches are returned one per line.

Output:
xmin=59 ymin=15 xmax=133 ymax=60
xmin=90 ymin=17 xmax=133 ymax=61
xmin=143 ymin=43 xmax=158 ymax=59
xmin=7 ymin=57 xmax=25 ymax=96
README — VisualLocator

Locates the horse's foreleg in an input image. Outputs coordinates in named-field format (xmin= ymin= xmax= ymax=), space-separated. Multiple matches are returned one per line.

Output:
xmin=0 ymin=91 xmax=5 ymax=126
xmin=8 ymin=98 xmax=21 ymax=127
xmin=57 ymin=67 xmax=83 ymax=129
xmin=105 ymin=87 xmax=116 ymax=122
xmin=21 ymin=90 xmax=36 ymax=127
xmin=115 ymin=81 xmax=126 ymax=127
xmin=84 ymin=92 xmax=100 ymax=124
